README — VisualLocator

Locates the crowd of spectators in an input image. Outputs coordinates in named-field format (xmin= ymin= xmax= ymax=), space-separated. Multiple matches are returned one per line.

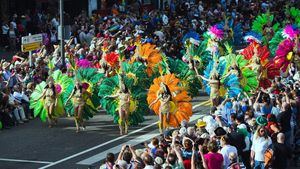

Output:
xmin=100 ymin=77 xmax=300 ymax=169
xmin=0 ymin=56 xmax=34 ymax=128
xmin=1 ymin=0 xmax=299 ymax=54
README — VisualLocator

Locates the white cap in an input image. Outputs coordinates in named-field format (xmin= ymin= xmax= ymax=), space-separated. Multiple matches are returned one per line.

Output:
xmin=117 ymin=160 xmax=128 ymax=169
xmin=155 ymin=157 xmax=163 ymax=165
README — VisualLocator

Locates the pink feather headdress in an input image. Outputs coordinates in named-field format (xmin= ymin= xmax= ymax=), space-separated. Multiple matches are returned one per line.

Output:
xmin=208 ymin=25 xmax=224 ymax=41
xmin=274 ymin=39 xmax=295 ymax=72
xmin=282 ymin=25 xmax=300 ymax=40
xmin=76 ymin=59 xmax=93 ymax=68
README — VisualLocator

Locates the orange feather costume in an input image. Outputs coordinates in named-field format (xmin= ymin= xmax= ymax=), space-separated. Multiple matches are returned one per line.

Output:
xmin=147 ymin=74 xmax=192 ymax=129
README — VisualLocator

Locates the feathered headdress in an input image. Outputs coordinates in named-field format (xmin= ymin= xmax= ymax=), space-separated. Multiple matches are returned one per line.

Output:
xmin=252 ymin=12 xmax=279 ymax=33
xmin=285 ymin=7 xmax=300 ymax=26
xmin=208 ymin=25 xmax=224 ymax=41
xmin=282 ymin=25 xmax=300 ymax=40
xmin=105 ymin=52 xmax=119 ymax=67
xmin=244 ymin=31 xmax=263 ymax=44
xmin=76 ymin=59 xmax=93 ymax=68
xmin=182 ymin=31 xmax=200 ymax=43
xmin=274 ymin=39 xmax=295 ymax=72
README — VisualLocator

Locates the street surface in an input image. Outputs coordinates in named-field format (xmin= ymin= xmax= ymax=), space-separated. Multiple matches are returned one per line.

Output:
xmin=0 ymin=96 xmax=210 ymax=169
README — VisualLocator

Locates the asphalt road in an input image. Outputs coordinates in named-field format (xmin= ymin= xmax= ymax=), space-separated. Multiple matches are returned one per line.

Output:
xmin=0 ymin=96 xmax=210 ymax=169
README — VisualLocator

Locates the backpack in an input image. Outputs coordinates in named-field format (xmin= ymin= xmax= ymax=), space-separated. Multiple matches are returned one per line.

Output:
xmin=264 ymin=148 xmax=274 ymax=168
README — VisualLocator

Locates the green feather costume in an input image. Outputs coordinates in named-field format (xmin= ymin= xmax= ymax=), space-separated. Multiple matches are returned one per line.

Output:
xmin=285 ymin=7 xmax=300 ymax=26
xmin=222 ymin=45 xmax=258 ymax=94
xmin=252 ymin=12 xmax=280 ymax=46
xmin=183 ymin=41 xmax=212 ymax=71
xmin=167 ymin=58 xmax=201 ymax=97
xmin=121 ymin=61 xmax=151 ymax=89
xmin=30 ymin=70 xmax=74 ymax=122
xmin=65 ymin=68 xmax=104 ymax=120
xmin=269 ymin=29 xmax=284 ymax=56
xmin=98 ymin=74 xmax=146 ymax=125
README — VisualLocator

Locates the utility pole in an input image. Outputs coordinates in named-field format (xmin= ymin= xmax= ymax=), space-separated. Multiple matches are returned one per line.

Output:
xmin=60 ymin=0 xmax=65 ymax=68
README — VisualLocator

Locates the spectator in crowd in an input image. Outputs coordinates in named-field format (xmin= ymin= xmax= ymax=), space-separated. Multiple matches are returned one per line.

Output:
xmin=8 ymin=22 xmax=17 ymax=51
xmin=251 ymin=126 xmax=272 ymax=169
xmin=277 ymin=102 xmax=292 ymax=146
xmin=227 ymin=152 xmax=241 ymax=169
xmin=200 ymin=141 xmax=223 ymax=169
xmin=271 ymin=133 xmax=292 ymax=169
xmin=100 ymin=153 xmax=115 ymax=169
xmin=1 ymin=21 xmax=9 ymax=49
xmin=220 ymin=135 xmax=238 ymax=169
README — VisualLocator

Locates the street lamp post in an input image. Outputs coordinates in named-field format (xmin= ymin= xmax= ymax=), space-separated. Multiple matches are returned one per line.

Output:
xmin=60 ymin=0 xmax=65 ymax=68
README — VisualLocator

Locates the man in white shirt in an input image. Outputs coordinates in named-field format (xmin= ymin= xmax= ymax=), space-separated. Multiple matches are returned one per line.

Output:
xmin=220 ymin=135 xmax=238 ymax=169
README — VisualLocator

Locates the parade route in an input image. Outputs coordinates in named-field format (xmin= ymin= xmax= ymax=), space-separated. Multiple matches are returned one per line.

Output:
xmin=0 ymin=96 xmax=209 ymax=169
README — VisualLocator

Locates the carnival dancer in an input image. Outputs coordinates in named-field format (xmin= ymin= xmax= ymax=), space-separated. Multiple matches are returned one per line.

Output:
xmin=274 ymin=25 xmax=300 ymax=72
xmin=99 ymin=59 xmax=147 ymax=135
xmin=199 ymin=71 xmax=221 ymax=106
xmin=221 ymin=44 xmax=258 ymax=94
xmin=101 ymin=51 xmax=119 ymax=77
xmin=240 ymin=32 xmax=279 ymax=89
xmin=199 ymin=57 xmax=241 ymax=106
xmin=148 ymin=83 xmax=172 ymax=133
xmin=64 ymin=68 xmax=103 ymax=132
xmin=65 ymin=81 xmax=86 ymax=132
xmin=33 ymin=77 xmax=58 ymax=127
xmin=251 ymin=12 xmax=280 ymax=46
xmin=147 ymin=74 xmax=192 ymax=134
xmin=245 ymin=47 xmax=263 ymax=73
xmin=244 ymin=45 xmax=279 ymax=89
xmin=131 ymin=42 xmax=162 ymax=77
xmin=30 ymin=70 xmax=73 ymax=127
xmin=104 ymin=75 xmax=131 ymax=135
xmin=219 ymin=15 xmax=243 ymax=47
xmin=167 ymin=58 xmax=202 ymax=97
xmin=284 ymin=6 xmax=300 ymax=26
